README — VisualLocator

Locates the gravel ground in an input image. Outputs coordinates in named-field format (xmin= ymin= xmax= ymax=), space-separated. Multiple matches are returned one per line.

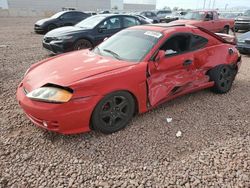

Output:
xmin=0 ymin=17 xmax=250 ymax=188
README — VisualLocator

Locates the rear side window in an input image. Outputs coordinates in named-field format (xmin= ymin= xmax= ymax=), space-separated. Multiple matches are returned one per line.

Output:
xmin=123 ymin=17 xmax=140 ymax=27
xmin=190 ymin=35 xmax=208 ymax=50
xmin=61 ymin=12 xmax=74 ymax=19
xmin=160 ymin=34 xmax=192 ymax=56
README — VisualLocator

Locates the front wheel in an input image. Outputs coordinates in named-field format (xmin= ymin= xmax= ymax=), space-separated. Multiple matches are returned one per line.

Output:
xmin=47 ymin=24 xmax=56 ymax=32
xmin=91 ymin=91 xmax=135 ymax=134
xmin=74 ymin=39 xmax=92 ymax=50
xmin=208 ymin=65 xmax=235 ymax=94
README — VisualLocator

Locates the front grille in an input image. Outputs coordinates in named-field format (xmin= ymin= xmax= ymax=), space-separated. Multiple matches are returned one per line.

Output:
xmin=236 ymin=20 xmax=250 ymax=23
xmin=23 ymin=87 xmax=29 ymax=95
xmin=43 ymin=37 xmax=56 ymax=43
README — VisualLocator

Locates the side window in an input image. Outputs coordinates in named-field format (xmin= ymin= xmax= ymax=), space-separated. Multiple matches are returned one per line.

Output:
xmin=99 ymin=17 xmax=121 ymax=30
xmin=190 ymin=34 xmax=208 ymax=50
xmin=75 ymin=12 xmax=85 ymax=18
xmin=160 ymin=34 xmax=192 ymax=56
xmin=61 ymin=12 xmax=73 ymax=19
xmin=146 ymin=12 xmax=151 ymax=17
xmin=123 ymin=17 xmax=139 ymax=27
xmin=205 ymin=12 xmax=213 ymax=20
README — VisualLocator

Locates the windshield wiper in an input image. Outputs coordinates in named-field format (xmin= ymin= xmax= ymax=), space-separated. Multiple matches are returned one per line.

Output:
xmin=103 ymin=49 xmax=122 ymax=60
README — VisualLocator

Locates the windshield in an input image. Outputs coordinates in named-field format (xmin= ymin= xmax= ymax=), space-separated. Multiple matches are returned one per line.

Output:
xmin=243 ymin=10 xmax=250 ymax=16
xmin=93 ymin=29 xmax=162 ymax=62
xmin=76 ymin=15 xmax=106 ymax=29
xmin=183 ymin=12 xmax=205 ymax=20
xmin=51 ymin=11 xmax=65 ymax=19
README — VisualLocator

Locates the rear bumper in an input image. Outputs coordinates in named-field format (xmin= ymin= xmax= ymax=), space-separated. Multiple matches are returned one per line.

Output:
xmin=16 ymin=83 xmax=100 ymax=134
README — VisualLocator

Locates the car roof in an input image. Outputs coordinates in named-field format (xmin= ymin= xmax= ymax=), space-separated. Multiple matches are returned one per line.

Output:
xmin=131 ymin=23 xmax=197 ymax=33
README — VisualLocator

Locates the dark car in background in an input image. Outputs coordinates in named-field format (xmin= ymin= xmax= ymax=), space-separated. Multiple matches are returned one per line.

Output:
xmin=237 ymin=31 xmax=250 ymax=54
xmin=235 ymin=10 xmax=250 ymax=32
xmin=140 ymin=11 xmax=160 ymax=23
xmin=155 ymin=10 xmax=172 ymax=22
xmin=34 ymin=10 xmax=90 ymax=33
xmin=42 ymin=14 xmax=149 ymax=54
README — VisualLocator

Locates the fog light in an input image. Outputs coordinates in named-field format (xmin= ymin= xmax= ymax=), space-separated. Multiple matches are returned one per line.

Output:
xmin=43 ymin=121 xmax=48 ymax=127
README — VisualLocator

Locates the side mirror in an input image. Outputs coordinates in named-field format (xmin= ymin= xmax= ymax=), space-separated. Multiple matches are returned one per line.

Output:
xmin=98 ymin=25 xmax=107 ymax=33
xmin=155 ymin=50 xmax=165 ymax=62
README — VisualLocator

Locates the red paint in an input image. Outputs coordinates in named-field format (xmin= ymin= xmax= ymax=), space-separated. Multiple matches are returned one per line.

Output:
xmin=17 ymin=25 xmax=241 ymax=134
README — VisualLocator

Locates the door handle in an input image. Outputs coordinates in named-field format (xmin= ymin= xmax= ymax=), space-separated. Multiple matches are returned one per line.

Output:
xmin=183 ymin=60 xmax=193 ymax=66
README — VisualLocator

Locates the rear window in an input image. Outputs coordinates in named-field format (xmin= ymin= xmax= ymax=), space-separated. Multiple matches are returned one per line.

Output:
xmin=190 ymin=35 xmax=208 ymax=50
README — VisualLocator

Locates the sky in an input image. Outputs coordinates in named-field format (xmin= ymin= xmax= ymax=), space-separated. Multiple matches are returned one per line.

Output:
xmin=156 ymin=0 xmax=250 ymax=9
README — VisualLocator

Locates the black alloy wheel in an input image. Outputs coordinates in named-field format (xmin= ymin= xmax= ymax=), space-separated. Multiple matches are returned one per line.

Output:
xmin=74 ymin=39 xmax=92 ymax=50
xmin=91 ymin=91 xmax=135 ymax=134
xmin=209 ymin=65 xmax=235 ymax=94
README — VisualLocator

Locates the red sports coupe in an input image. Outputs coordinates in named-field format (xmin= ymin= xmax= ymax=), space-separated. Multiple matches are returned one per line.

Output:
xmin=17 ymin=24 xmax=241 ymax=134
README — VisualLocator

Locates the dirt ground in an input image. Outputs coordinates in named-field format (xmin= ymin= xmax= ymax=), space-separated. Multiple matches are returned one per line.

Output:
xmin=0 ymin=17 xmax=249 ymax=188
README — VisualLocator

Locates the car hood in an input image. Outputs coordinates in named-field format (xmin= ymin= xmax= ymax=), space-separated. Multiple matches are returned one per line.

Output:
xmin=45 ymin=26 xmax=90 ymax=37
xmin=23 ymin=50 xmax=135 ymax=90
xmin=238 ymin=31 xmax=250 ymax=42
xmin=35 ymin=18 xmax=55 ymax=25
xmin=171 ymin=19 xmax=201 ymax=25
xmin=236 ymin=16 xmax=250 ymax=21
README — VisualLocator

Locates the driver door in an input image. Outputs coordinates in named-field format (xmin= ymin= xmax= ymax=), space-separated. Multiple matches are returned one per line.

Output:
xmin=147 ymin=33 xmax=198 ymax=106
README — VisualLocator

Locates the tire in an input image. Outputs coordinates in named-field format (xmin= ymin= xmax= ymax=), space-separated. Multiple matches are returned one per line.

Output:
xmin=223 ymin=26 xmax=229 ymax=34
xmin=91 ymin=91 xmax=135 ymax=134
xmin=208 ymin=65 xmax=235 ymax=94
xmin=74 ymin=39 xmax=92 ymax=50
xmin=47 ymin=24 xmax=56 ymax=32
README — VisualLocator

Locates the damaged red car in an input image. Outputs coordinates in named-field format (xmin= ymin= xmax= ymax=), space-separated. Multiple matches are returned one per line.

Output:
xmin=17 ymin=24 xmax=241 ymax=134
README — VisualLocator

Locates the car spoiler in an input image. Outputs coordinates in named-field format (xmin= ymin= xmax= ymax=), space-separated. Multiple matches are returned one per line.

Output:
xmin=196 ymin=26 xmax=236 ymax=45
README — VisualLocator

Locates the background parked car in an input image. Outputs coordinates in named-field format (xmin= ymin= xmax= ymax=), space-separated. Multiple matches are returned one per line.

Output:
xmin=235 ymin=10 xmax=250 ymax=32
xmin=140 ymin=11 xmax=160 ymax=23
xmin=34 ymin=10 xmax=90 ymax=34
xmin=171 ymin=10 xmax=234 ymax=34
xmin=43 ymin=14 xmax=149 ymax=54
xmin=162 ymin=12 xmax=182 ymax=23
xmin=155 ymin=10 xmax=172 ymax=22
xmin=237 ymin=31 xmax=250 ymax=54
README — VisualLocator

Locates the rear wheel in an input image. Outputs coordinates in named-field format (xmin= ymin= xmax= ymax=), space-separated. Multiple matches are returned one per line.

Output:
xmin=91 ymin=91 xmax=135 ymax=134
xmin=74 ymin=39 xmax=92 ymax=50
xmin=208 ymin=65 xmax=235 ymax=94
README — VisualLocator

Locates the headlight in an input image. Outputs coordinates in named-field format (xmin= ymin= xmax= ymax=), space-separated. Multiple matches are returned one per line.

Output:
xmin=27 ymin=87 xmax=73 ymax=103
xmin=56 ymin=35 xmax=73 ymax=40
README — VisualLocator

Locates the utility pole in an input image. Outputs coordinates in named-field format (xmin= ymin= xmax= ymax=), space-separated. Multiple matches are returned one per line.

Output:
xmin=203 ymin=0 xmax=206 ymax=9
xmin=212 ymin=0 xmax=216 ymax=9
xmin=208 ymin=0 xmax=211 ymax=9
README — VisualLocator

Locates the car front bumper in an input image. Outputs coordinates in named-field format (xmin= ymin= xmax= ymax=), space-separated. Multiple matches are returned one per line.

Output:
xmin=34 ymin=25 xmax=46 ymax=33
xmin=43 ymin=40 xmax=73 ymax=54
xmin=235 ymin=22 xmax=250 ymax=30
xmin=237 ymin=43 xmax=250 ymax=54
xmin=16 ymin=83 xmax=100 ymax=134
